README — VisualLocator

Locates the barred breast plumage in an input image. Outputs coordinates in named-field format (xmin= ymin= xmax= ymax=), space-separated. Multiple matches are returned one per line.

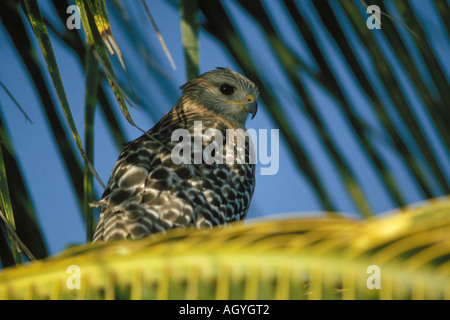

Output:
xmin=93 ymin=68 xmax=259 ymax=242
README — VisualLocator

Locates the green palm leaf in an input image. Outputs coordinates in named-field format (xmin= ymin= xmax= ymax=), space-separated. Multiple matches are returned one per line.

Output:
xmin=0 ymin=197 xmax=448 ymax=300
xmin=0 ymin=145 xmax=22 ymax=265
xmin=180 ymin=0 xmax=199 ymax=80
xmin=21 ymin=0 xmax=103 ymax=189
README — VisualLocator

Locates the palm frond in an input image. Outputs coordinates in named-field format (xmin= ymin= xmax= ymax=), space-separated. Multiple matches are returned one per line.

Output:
xmin=180 ymin=0 xmax=199 ymax=80
xmin=0 ymin=147 xmax=22 ymax=265
xmin=0 ymin=197 xmax=448 ymax=300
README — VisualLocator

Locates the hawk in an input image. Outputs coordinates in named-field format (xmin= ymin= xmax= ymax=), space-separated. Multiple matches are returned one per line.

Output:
xmin=93 ymin=68 xmax=259 ymax=242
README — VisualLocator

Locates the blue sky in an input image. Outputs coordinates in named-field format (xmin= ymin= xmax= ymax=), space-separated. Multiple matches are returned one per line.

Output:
xmin=0 ymin=0 xmax=448 ymax=256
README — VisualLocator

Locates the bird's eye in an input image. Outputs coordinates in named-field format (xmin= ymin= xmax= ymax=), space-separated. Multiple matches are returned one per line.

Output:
xmin=220 ymin=84 xmax=235 ymax=95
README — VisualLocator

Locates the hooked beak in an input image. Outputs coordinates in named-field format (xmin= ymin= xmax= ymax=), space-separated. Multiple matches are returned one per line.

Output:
xmin=226 ymin=94 xmax=258 ymax=120
xmin=243 ymin=94 xmax=258 ymax=119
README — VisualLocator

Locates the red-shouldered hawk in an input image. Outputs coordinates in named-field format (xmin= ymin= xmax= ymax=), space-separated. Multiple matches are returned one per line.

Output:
xmin=93 ymin=68 xmax=259 ymax=242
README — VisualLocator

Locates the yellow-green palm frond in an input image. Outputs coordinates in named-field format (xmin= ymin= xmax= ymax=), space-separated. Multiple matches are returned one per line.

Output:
xmin=0 ymin=197 xmax=449 ymax=300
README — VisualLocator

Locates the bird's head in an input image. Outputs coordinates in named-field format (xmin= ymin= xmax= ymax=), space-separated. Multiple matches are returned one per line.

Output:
xmin=179 ymin=68 xmax=259 ymax=125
